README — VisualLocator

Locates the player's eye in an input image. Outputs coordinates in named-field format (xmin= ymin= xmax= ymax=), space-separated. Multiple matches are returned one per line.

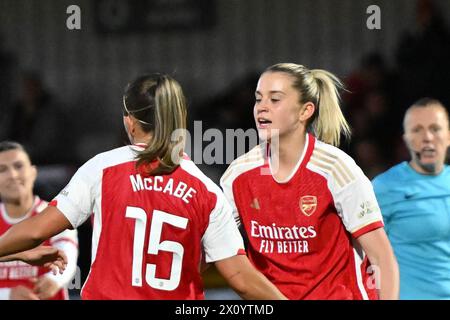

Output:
xmin=13 ymin=163 xmax=23 ymax=170
xmin=430 ymin=126 xmax=441 ymax=133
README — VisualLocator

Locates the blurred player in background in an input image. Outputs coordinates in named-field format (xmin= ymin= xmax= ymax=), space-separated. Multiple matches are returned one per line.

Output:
xmin=0 ymin=74 xmax=286 ymax=300
xmin=0 ymin=141 xmax=78 ymax=300
xmin=221 ymin=63 xmax=399 ymax=300
xmin=373 ymin=98 xmax=450 ymax=299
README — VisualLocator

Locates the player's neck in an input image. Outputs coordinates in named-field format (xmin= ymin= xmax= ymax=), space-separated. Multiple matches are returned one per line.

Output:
xmin=130 ymin=132 xmax=152 ymax=145
xmin=272 ymin=131 xmax=306 ymax=166
xmin=4 ymin=194 xmax=35 ymax=219
xmin=270 ymin=130 xmax=306 ymax=181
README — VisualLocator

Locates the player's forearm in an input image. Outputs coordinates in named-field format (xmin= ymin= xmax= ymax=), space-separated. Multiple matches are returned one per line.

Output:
xmin=357 ymin=229 xmax=399 ymax=300
xmin=0 ymin=253 xmax=22 ymax=262
xmin=377 ymin=254 xmax=399 ymax=300
xmin=215 ymin=255 xmax=287 ymax=300
xmin=234 ymin=269 xmax=287 ymax=300
xmin=0 ymin=219 xmax=44 ymax=259
xmin=365 ymin=246 xmax=399 ymax=300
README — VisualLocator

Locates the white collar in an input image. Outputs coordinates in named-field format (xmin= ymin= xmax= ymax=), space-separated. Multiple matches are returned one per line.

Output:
xmin=0 ymin=196 xmax=40 ymax=225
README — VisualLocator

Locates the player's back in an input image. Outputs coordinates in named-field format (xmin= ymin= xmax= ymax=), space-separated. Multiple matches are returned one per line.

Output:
xmin=53 ymin=145 xmax=223 ymax=299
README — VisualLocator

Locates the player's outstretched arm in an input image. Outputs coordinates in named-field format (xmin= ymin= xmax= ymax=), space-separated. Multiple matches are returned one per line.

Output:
xmin=0 ymin=246 xmax=68 ymax=275
xmin=0 ymin=206 xmax=72 ymax=267
xmin=357 ymin=228 xmax=399 ymax=300
xmin=214 ymin=255 xmax=288 ymax=300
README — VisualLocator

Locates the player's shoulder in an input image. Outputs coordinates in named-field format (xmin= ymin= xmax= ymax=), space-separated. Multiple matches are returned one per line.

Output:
xmin=312 ymin=139 xmax=357 ymax=165
xmin=80 ymin=145 xmax=137 ymax=173
xmin=91 ymin=145 xmax=137 ymax=166
xmin=220 ymin=143 xmax=266 ymax=185
xmin=178 ymin=158 xmax=222 ymax=196
xmin=308 ymin=139 xmax=360 ymax=188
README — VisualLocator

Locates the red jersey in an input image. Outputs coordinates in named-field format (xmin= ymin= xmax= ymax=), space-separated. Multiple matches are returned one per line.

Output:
xmin=50 ymin=145 xmax=244 ymax=300
xmin=0 ymin=197 xmax=76 ymax=300
xmin=221 ymin=134 xmax=384 ymax=300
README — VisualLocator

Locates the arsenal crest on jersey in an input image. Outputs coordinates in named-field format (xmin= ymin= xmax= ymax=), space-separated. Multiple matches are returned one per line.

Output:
xmin=300 ymin=195 xmax=317 ymax=216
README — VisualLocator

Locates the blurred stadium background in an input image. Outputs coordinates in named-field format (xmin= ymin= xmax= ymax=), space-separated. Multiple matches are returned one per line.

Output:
xmin=0 ymin=0 xmax=449 ymax=299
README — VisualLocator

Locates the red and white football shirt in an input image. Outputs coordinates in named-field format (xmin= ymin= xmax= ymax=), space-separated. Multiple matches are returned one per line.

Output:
xmin=50 ymin=145 xmax=244 ymax=300
xmin=221 ymin=133 xmax=384 ymax=300
xmin=0 ymin=197 xmax=78 ymax=300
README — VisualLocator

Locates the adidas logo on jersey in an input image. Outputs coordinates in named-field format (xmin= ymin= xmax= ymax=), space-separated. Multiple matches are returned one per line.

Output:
xmin=250 ymin=198 xmax=260 ymax=210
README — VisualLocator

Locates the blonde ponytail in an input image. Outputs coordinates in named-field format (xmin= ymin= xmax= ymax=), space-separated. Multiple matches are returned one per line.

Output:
xmin=310 ymin=69 xmax=351 ymax=146
xmin=123 ymin=74 xmax=187 ymax=175
xmin=139 ymin=76 xmax=187 ymax=175
xmin=265 ymin=63 xmax=351 ymax=147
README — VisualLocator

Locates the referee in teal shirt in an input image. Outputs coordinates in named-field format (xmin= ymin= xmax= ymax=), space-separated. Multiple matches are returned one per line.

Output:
xmin=373 ymin=98 xmax=450 ymax=299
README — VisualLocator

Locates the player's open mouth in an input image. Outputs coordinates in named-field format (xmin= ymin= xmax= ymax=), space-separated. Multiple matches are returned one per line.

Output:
xmin=257 ymin=118 xmax=272 ymax=128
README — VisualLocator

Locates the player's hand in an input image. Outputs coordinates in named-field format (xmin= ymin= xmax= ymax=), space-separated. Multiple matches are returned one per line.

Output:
xmin=32 ymin=276 xmax=60 ymax=300
xmin=10 ymin=285 xmax=40 ymax=300
xmin=17 ymin=246 xmax=67 ymax=274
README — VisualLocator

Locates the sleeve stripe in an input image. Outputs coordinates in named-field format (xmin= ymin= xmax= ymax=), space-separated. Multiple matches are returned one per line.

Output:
xmin=351 ymin=221 xmax=384 ymax=238
xmin=309 ymin=158 xmax=345 ymax=188
xmin=221 ymin=156 xmax=263 ymax=183
xmin=350 ymin=218 xmax=384 ymax=233
xmin=314 ymin=148 xmax=355 ymax=182
xmin=221 ymin=144 xmax=266 ymax=183
xmin=336 ymin=157 xmax=355 ymax=182
xmin=237 ymin=249 xmax=246 ymax=256
xmin=313 ymin=151 xmax=351 ymax=185
xmin=311 ymin=149 xmax=357 ymax=188
xmin=48 ymin=200 xmax=58 ymax=207
xmin=234 ymin=216 xmax=242 ymax=227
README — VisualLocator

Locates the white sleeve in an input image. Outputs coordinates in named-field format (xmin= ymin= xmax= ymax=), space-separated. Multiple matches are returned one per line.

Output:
xmin=44 ymin=229 xmax=79 ymax=288
xmin=51 ymin=157 xmax=99 ymax=228
xmin=220 ymin=167 xmax=241 ymax=228
xmin=0 ymin=288 xmax=11 ymax=300
xmin=202 ymin=191 xmax=245 ymax=263
xmin=329 ymin=155 xmax=384 ymax=238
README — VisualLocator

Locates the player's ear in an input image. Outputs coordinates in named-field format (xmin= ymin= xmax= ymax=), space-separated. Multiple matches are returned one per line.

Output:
xmin=299 ymin=102 xmax=315 ymax=122
xmin=123 ymin=115 xmax=135 ymax=135
xmin=402 ymin=133 xmax=410 ymax=150
xmin=30 ymin=165 xmax=38 ymax=184
xmin=447 ymin=129 xmax=450 ymax=147
xmin=402 ymin=132 xmax=410 ymax=148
